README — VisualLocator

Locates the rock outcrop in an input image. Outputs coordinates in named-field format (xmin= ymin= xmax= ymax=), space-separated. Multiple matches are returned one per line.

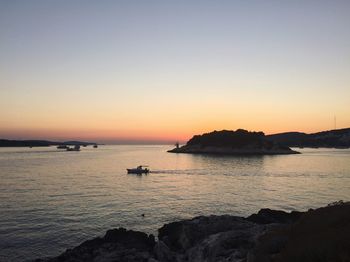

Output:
xmin=156 ymin=215 xmax=266 ymax=262
xmin=33 ymin=202 xmax=350 ymax=262
xmin=249 ymin=202 xmax=350 ymax=262
xmin=246 ymin=208 xmax=303 ymax=224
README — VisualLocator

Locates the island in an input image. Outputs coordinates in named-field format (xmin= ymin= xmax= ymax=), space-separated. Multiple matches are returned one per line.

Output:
xmin=33 ymin=201 xmax=349 ymax=262
xmin=168 ymin=129 xmax=299 ymax=155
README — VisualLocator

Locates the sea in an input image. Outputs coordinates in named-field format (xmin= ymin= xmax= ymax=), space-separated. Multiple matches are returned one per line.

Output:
xmin=0 ymin=145 xmax=349 ymax=261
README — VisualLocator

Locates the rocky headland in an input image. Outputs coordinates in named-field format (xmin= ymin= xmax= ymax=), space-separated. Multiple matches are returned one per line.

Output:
xmin=33 ymin=201 xmax=349 ymax=262
xmin=168 ymin=129 xmax=299 ymax=155
xmin=267 ymin=128 xmax=350 ymax=148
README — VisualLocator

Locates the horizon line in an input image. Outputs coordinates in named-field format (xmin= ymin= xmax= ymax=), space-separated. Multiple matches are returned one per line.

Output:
xmin=1 ymin=126 xmax=349 ymax=144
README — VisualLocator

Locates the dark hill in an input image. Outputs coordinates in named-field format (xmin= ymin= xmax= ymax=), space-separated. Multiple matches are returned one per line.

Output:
xmin=267 ymin=128 xmax=350 ymax=148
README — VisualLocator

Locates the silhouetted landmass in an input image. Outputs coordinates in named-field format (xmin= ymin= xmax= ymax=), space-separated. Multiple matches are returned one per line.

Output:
xmin=0 ymin=140 xmax=52 ymax=147
xmin=168 ymin=129 xmax=299 ymax=155
xmin=267 ymin=128 xmax=350 ymax=148
xmin=33 ymin=201 xmax=350 ymax=262
xmin=187 ymin=129 xmax=265 ymax=147
xmin=0 ymin=139 xmax=97 ymax=147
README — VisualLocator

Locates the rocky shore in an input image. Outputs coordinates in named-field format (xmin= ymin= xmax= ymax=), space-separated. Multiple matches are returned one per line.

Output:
xmin=33 ymin=201 xmax=349 ymax=262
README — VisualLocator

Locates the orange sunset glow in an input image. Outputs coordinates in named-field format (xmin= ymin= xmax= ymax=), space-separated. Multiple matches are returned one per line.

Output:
xmin=1 ymin=1 xmax=349 ymax=143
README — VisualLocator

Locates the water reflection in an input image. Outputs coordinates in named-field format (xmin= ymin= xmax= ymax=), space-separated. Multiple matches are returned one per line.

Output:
xmin=0 ymin=146 xmax=349 ymax=261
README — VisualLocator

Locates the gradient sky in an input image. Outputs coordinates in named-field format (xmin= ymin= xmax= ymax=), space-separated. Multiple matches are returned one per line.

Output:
xmin=1 ymin=0 xmax=349 ymax=143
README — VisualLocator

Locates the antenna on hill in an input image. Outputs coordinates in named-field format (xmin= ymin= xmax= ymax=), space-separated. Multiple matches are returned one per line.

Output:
xmin=334 ymin=115 xmax=337 ymax=130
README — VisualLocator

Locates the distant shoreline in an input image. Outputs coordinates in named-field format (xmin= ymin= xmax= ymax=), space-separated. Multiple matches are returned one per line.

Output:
xmin=0 ymin=139 xmax=98 ymax=147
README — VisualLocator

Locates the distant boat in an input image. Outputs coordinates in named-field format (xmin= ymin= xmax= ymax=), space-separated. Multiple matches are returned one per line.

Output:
xmin=127 ymin=165 xmax=149 ymax=174
xmin=57 ymin=145 xmax=68 ymax=149
xmin=93 ymin=144 xmax=98 ymax=148
xmin=66 ymin=145 xmax=81 ymax=151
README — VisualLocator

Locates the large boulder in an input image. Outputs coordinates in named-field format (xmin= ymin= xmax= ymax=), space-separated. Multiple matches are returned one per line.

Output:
xmin=157 ymin=215 xmax=266 ymax=262
xmin=246 ymin=208 xmax=303 ymax=224
xmin=249 ymin=202 xmax=350 ymax=262
xmin=158 ymin=215 xmax=247 ymax=251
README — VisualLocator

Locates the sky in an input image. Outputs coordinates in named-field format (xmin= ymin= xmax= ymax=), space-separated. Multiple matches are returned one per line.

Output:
xmin=1 ymin=0 xmax=349 ymax=143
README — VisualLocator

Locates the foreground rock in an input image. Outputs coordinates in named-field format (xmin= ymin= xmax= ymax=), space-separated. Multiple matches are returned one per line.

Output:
xmin=250 ymin=201 xmax=350 ymax=262
xmin=168 ymin=129 xmax=299 ymax=155
xmin=246 ymin=208 xmax=303 ymax=224
xmin=33 ymin=202 xmax=349 ymax=262
xmin=33 ymin=228 xmax=156 ymax=262
xmin=156 ymin=215 xmax=266 ymax=262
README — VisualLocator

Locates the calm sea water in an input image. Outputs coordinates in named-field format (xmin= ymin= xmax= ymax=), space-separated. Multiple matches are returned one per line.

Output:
xmin=0 ymin=145 xmax=349 ymax=261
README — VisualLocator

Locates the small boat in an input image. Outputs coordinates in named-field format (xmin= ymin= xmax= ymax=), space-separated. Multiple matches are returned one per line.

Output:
xmin=127 ymin=165 xmax=150 ymax=174
xmin=93 ymin=144 xmax=98 ymax=148
xmin=66 ymin=145 xmax=81 ymax=151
